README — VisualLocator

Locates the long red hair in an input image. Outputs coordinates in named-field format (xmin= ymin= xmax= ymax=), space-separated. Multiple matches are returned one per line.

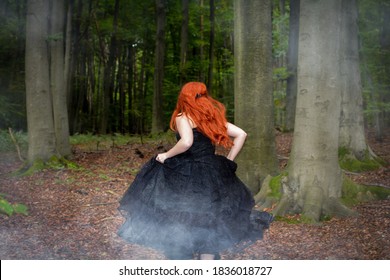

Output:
xmin=170 ymin=82 xmax=233 ymax=148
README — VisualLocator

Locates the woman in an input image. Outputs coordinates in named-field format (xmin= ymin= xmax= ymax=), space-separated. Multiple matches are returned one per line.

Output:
xmin=118 ymin=82 xmax=272 ymax=260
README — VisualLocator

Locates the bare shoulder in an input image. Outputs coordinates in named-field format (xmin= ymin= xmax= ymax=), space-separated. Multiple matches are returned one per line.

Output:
xmin=176 ymin=113 xmax=196 ymax=128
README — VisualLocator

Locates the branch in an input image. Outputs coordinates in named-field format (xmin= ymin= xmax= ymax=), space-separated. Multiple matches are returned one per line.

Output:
xmin=8 ymin=128 xmax=24 ymax=162
xmin=362 ymin=183 xmax=390 ymax=189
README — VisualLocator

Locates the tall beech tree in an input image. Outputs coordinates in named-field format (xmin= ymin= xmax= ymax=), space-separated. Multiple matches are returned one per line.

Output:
xmin=338 ymin=0 xmax=379 ymax=168
xmin=26 ymin=0 xmax=56 ymax=163
xmin=234 ymin=0 xmax=278 ymax=194
xmin=274 ymin=0 xmax=353 ymax=221
xmin=50 ymin=0 xmax=71 ymax=157
xmin=25 ymin=0 xmax=71 ymax=165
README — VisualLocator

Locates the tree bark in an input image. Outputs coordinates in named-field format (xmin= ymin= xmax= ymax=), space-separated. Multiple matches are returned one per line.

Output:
xmin=379 ymin=2 xmax=390 ymax=132
xmin=26 ymin=0 xmax=56 ymax=163
xmin=285 ymin=0 xmax=299 ymax=131
xmin=49 ymin=0 xmax=71 ymax=156
xmin=100 ymin=0 xmax=119 ymax=134
xmin=208 ymin=0 xmax=215 ymax=93
xmin=152 ymin=0 xmax=166 ymax=134
xmin=339 ymin=0 xmax=371 ymax=161
xmin=180 ymin=0 xmax=189 ymax=85
xmin=199 ymin=0 xmax=205 ymax=83
xmin=234 ymin=0 xmax=278 ymax=194
xmin=278 ymin=0 xmax=353 ymax=222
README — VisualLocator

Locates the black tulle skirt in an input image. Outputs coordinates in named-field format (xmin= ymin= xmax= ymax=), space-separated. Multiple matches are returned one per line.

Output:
xmin=118 ymin=150 xmax=273 ymax=259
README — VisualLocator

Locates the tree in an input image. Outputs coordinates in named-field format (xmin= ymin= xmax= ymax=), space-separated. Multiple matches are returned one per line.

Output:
xmin=338 ymin=0 xmax=380 ymax=169
xmin=50 ymin=0 xmax=71 ymax=156
xmin=273 ymin=0 xmax=353 ymax=222
xmin=152 ymin=0 xmax=166 ymax=134
xmin=179 ymin=0 xmax=189 ymax=85
xmin=208 ymin=0 xmax=215 ymax=93
xmin=285 ymin=0 xmax=299 ymax=131
xmin=358 ymin=0 xmax=390 ymax=141
xmin=26 ymin=0 xmax=56 ymax=163
xmin=99 ymin=0 xmax=120 ymax=134
xmin=25 ymin=0 xmax=71 ymax=165
xmin=234 ymin=0 xmax=278 ymax=194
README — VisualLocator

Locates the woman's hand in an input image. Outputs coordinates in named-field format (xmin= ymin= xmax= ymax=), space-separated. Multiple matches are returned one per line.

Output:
xmin=156 ymin=115 xmax=194 ymax=164
xmin=156 ymin=153 xmax=168 ymax=163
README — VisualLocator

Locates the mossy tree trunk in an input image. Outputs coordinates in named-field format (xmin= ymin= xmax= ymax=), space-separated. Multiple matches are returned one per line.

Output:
xmin=273 ymin=0 xmax=354 ymax=222
xmin=234 ymin=0 xmax=278 ymax=194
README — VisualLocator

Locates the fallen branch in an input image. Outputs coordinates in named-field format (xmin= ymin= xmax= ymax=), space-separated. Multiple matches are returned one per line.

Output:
xmin=362 ymin=183 xmax=390 ymax=189
xmin=94 ymin=216 xmax=117 ymax=224
xmin=8 ymin=127 xmax=24 ymax=162
xmin=342 ymin=169 xmax=361 ymax=176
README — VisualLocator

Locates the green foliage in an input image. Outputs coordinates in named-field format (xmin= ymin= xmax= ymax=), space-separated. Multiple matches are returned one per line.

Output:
xmin=272 ymin=9 xmax=289 ymax=59
xmin=71 ymin=133 xmax=140 ymax=151
xmin=1 ymin=0 xmax=388 ymax=135
xmin=0 ymin=94 xmax=26 ymax=130
xmin=358 ymin=0 xmax=390 ymax=127
xmin=273 ymin=67 xmax=291 ymax=81
xmin=0 ymin=194 xmax=28 ymax=216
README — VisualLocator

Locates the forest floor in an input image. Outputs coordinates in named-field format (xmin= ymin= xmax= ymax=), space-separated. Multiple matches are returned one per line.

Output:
xmin=0 ymin=129 xmax=389 ymax=260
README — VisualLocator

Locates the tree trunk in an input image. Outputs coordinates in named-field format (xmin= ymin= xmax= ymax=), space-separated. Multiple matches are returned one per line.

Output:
xmin=285 ymin=0 xmax=299 ymax=131
xmin=64 ymin=0 xmax=73 ymax=133
xmin=199 ymin=0 xmax=205 ymax=83
xmin=49 ymin=0 xmax=71 ymax=156
xmin=180 ymin=0 xmax=189 ymax=85
xmin=379 ymin=2 xmax=390 ymax=132
xmin=100 ymin=0 xmax=119 ymax=134
xmin=208 ymin=0 xmax=215 ymax=93
xmin=234 ymin=0 xmax=278 ymax=194
xmin=26 ymin=0 xmax=56 ymax=163
xmin=339 ymin=0 xmax=372 ymax=161
xmin=277 ymin=0 xmax=353 ymax=222
xmin=152 ymin=0 xmax=166 ymax=134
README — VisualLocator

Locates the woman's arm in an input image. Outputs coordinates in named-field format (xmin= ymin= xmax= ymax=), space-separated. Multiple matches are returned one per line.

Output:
xmin=156 ymin=115 xmax=194 ymax=163
xmin=226 ymin=122 xmax=247 ymax=161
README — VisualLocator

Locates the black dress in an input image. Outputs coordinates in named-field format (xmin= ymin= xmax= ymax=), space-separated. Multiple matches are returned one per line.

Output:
xmin=118 ymin=128 xmax=273 ymax=259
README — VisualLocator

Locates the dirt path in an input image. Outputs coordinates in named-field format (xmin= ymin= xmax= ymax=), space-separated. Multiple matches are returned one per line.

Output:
xmin=0 ymin=132 xmax=389 ymax=260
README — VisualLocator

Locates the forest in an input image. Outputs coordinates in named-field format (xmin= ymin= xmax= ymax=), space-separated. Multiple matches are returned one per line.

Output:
xmin=0 ymin=0 xmax=389 ymax=260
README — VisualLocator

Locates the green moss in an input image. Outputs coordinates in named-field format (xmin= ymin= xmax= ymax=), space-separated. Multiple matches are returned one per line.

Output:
xmin=341 ymin=176 xmax=390 ymax=206
xmin=16 ymin=159 xmax=46 ymax=176
xmin=268 ymin=172 xmax=287 ymax=199
xmin=15 ymin=156 xmax=80 ymax=176
xmin=274 ymin=215 xmax=302 ymax=224
xmin=275 ymin=213 xmax=329 ymax=224
xmin=46 ymin=155 xmax=80 ymax=170
xmin=338 ymin=147 xmax=382 ymax=172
